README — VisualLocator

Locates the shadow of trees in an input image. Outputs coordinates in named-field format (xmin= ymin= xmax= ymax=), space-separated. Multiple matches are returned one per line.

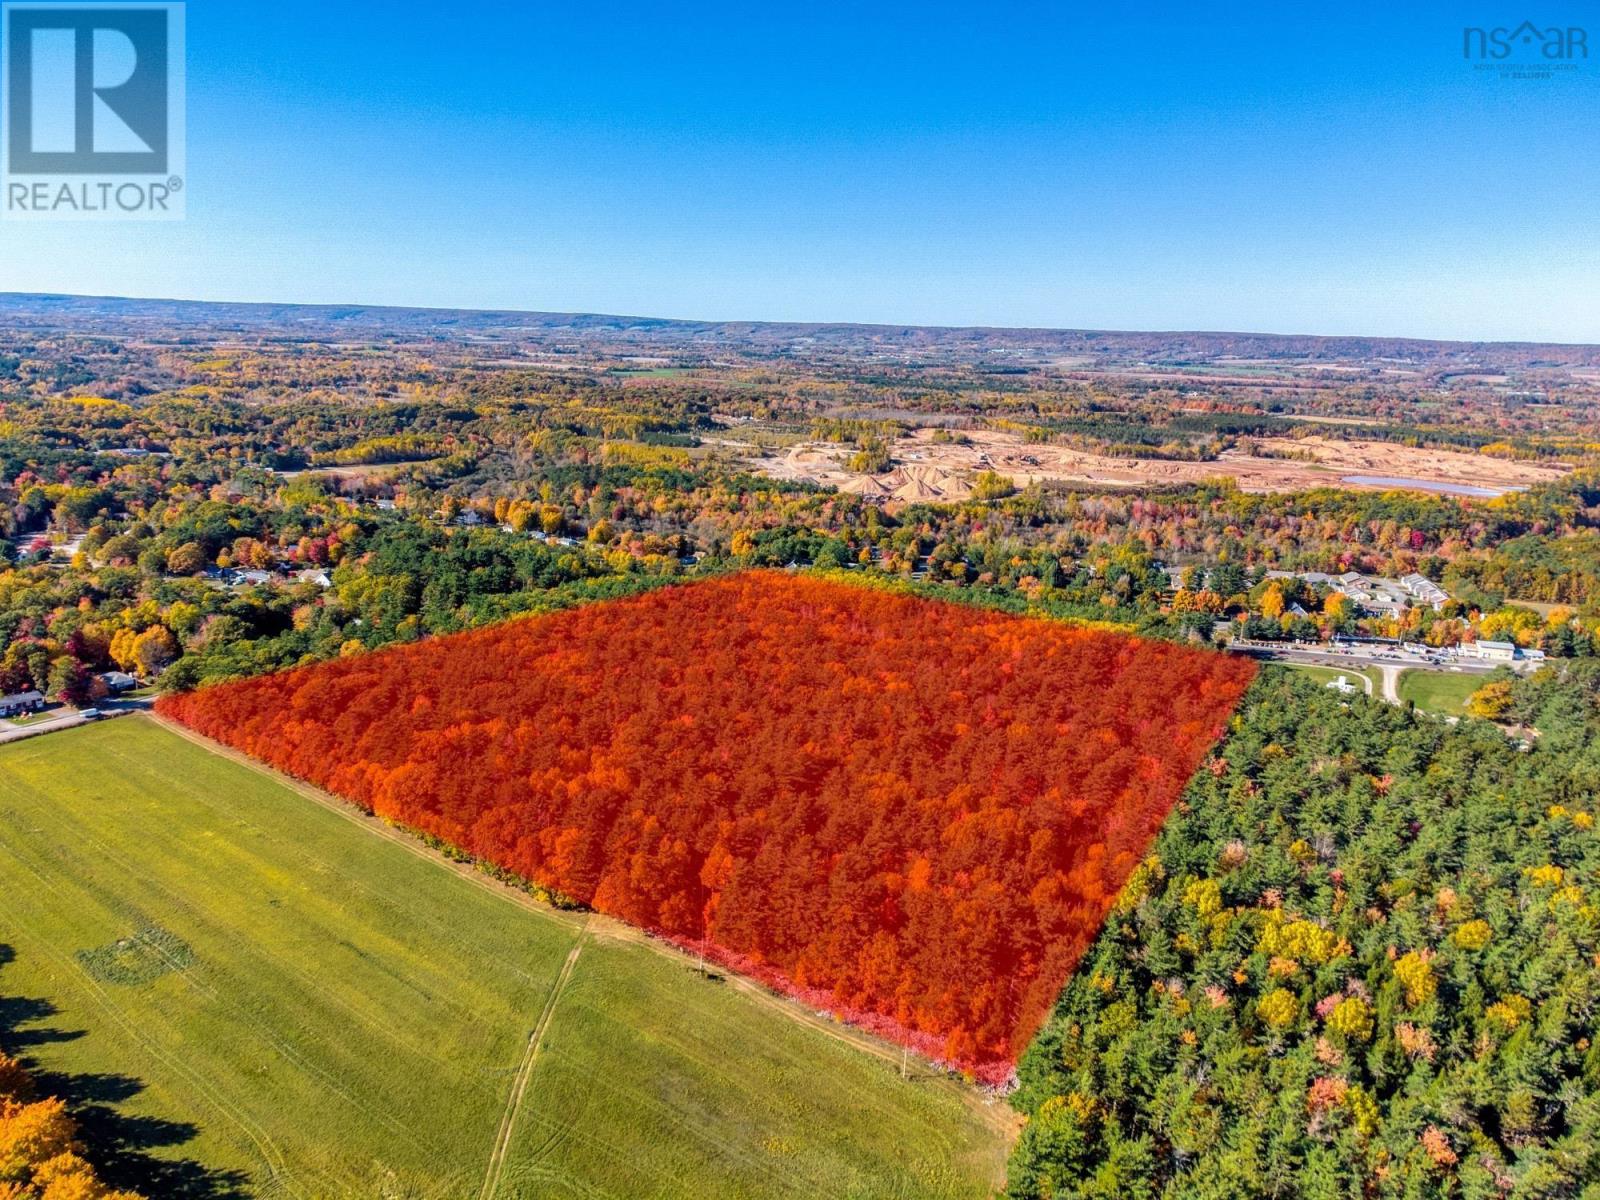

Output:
xmin=0 ymin=943 xmax=252 ymax=1199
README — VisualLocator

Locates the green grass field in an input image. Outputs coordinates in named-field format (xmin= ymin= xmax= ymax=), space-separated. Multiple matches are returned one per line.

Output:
xmin=1398 ymin=668 xmax=1483 ymax=715
xmin=0 ymin=718 xmax=1007 ymax=1200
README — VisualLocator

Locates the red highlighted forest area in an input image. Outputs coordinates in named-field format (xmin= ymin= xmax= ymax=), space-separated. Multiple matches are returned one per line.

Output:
xmin=158 ymin=572 xmax=1256 ymax=1082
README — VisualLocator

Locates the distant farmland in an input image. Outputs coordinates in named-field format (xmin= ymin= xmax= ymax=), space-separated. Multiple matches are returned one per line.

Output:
xmin=0 ymin=719 xmax=1008 ymax=1198
xmin=160 ymin=571 xmax=1256 ymax=1082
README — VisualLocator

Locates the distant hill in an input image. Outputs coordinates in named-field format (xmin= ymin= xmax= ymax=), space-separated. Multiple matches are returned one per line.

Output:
xmin=3 ymin=290 xmax=1599 ymax=371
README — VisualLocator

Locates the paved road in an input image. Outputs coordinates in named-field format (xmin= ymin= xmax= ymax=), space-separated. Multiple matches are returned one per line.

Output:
xmin=1233 ymin=643 xmax=1502 ymax=708
xmin=0 ymin=697 xmax=153 ymax=746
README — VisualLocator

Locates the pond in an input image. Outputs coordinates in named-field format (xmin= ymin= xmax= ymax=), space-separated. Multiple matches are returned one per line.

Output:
xmin=1342 ymin=475 xmax=1524 ymax=498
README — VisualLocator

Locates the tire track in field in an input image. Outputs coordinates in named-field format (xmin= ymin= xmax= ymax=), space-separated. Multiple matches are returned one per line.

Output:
xmin=148 ymin=714 xmax=589 ymax=935
xmin=0 ymin=840 xmax=294 ymax=1189
xmin=512 ymin=1042 xmax=826 ymax=1197
xmin=11 ymin=754 xmax=423 ymax=1149
xmin=479 ymin=922 xmax=589 ymax=1200
xmin=82 ymin=734 xmax=517 ymax=1106
xmin=590 ymin=919 xmax=1023 ymax=1141
xmin=11 ymin=742 xmax=430 ymax=1156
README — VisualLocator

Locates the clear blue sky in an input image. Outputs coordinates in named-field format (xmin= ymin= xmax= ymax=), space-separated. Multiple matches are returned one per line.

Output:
xmin=2 ymin=1 xmax=1596 ymax=341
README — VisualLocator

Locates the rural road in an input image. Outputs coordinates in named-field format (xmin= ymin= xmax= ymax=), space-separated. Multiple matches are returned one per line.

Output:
xmin=0 ymin=698 xmax=153 ymax=746
xmin=0 ymin=711 xmax=90 ymax=744
xmin=1233 ymin=642 xmax=1499 ymax=708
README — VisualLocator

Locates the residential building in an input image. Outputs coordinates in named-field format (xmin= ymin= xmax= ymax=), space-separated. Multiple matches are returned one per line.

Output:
xmin=0 ymin=690 xmax=46 ymax=717
xmin=1266 ymin=569 xmax=1450 ymax=617
xmin=1399 ymin=573 xmax=1450 ymax=608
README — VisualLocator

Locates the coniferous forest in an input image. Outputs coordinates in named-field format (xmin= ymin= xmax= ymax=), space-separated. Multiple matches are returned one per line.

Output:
xmin=1005 ymin=666 xmax=1600 ymax=1198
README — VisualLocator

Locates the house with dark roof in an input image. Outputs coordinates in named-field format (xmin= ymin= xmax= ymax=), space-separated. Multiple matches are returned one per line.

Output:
xmin=0 ymin=690 xmax=46 ymax=718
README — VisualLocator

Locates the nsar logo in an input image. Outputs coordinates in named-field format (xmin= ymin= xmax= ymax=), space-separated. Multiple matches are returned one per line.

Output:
xmin=2 ymin=2 xmax=185 ymax=220
xmin=1463 ymin=20 xmax=1587 ymax=78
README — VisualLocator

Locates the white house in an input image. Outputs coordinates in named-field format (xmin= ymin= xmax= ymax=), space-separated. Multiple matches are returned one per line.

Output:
xmin=1271 ymin=569 xmax=1450 ymax=617
xmin=1399 ymin=573 xmax=1450 ymax=610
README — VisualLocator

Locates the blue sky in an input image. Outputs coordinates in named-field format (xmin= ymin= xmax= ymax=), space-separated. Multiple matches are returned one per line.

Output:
xmin=1 ymin=1 xmax=1597 ymax=340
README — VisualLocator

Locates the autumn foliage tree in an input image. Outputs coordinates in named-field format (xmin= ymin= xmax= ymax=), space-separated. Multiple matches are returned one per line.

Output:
xmin=160 ymin=571 xmax=1255 ymax=1081
xmin=0 ymin=1049 xmax=141 ymax=1199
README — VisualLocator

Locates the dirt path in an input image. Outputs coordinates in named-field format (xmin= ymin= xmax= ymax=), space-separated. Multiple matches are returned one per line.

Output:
xmin=479 ymin=925 xmax=590 ymax=1200
xmin=141 ymin=714 xmax=1020 ymax=1148
xmin=1379 ymin=666 xmax=1403 ymax=705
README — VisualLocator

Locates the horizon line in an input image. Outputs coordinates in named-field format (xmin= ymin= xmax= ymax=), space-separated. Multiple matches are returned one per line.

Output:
xmin=3 ymin=289 xmax=1598 ymax=352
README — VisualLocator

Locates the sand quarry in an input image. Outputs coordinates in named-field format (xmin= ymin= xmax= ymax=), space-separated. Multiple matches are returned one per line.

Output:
xmin=747 ymin=429 xmax=1570 ymax=502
